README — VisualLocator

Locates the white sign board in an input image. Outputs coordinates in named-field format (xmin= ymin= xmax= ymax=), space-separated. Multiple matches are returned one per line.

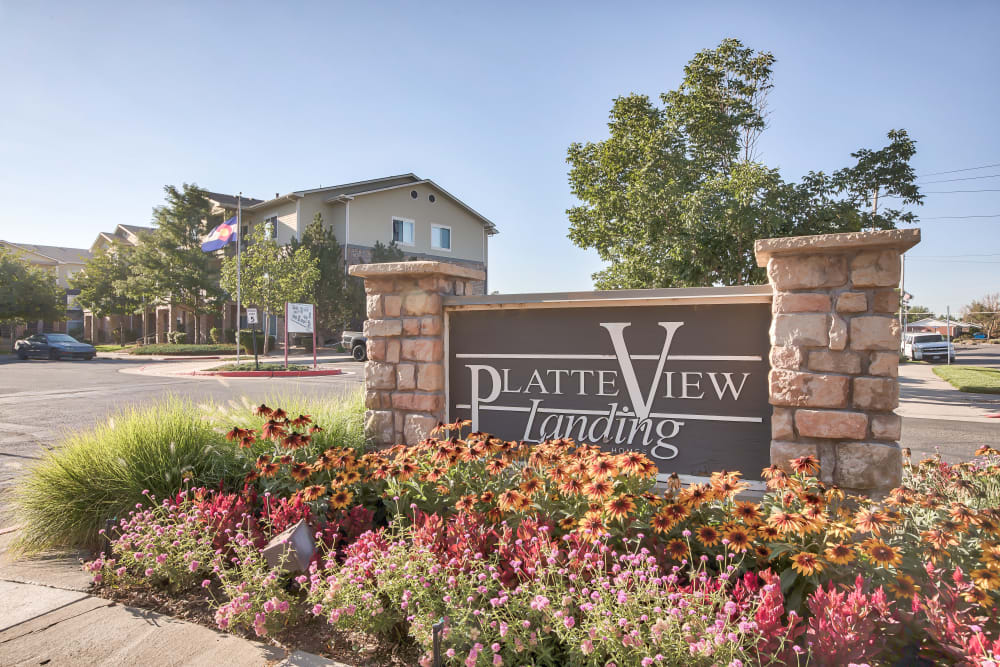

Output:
xmin=246 ymin=308 xmax=258 ymax=325
xmin=286 ymin=303 xmax=314 ymax=334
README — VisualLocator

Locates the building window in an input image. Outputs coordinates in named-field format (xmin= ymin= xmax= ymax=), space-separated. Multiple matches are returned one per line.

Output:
xmin=431 ymin=224 xmax=451 ymax=251
xmin=392 ymin=218 xmax=415 ymax=245
xmin=262 ymin=216 xmax=277 ymax=239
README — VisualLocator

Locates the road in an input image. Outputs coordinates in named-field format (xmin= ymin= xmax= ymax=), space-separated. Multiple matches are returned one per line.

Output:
xmin=0 ymin=355 xmax=364 ymax=527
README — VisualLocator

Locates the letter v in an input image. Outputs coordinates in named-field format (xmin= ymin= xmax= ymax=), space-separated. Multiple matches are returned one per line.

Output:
xmin=599 ymin=322 xmax=684 ymax=421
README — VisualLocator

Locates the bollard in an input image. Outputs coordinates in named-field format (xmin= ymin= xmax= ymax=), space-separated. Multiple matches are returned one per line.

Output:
xmin=432 ymin=618 xmax=444 ymax=667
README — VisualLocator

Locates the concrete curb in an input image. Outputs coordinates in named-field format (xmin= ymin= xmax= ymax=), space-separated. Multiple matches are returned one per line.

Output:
xmin=191 ymin=369 xmax=344 ymax=378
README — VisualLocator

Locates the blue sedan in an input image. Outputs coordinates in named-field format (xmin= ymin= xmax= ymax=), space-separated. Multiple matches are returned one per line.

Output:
xmin=14 ymin=333 xmax=96 ymax=360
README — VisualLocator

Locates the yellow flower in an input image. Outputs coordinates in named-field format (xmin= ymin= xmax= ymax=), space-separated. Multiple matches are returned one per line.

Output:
xmin=329 ymin=489 xmax=353 ymax=510
xmin=724 ymin=527 xmax=752 ymax=552
xmin=696 ymin=524 xmax=721 ymax=548
xmin=971 ymin=568 xmax=1000 ymax=591
xmin=865 ymin=541 xmax=902 ymax=568
xmin=824 ymin=543 xmax=856 ymax=565
xmin=889 ymin=574 xmax=919 ymax=599
xmin=666 ymin=539 xmax=688 ymax=561
xmin=789 ymin=552 xmax=824 ymax=576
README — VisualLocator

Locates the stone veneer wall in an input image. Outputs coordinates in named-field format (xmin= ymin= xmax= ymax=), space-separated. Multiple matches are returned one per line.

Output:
xmin=348 ymin=261 xmax=486 ymax=446
xmin=754 ymin=228 xmax=921 ymax=497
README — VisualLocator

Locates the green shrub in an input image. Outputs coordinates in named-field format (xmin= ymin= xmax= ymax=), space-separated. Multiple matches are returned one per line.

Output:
xmin=209 ymin=327 xmax=221 ymax=344
xmin=13 ymin=400 xmax=239 ymax=554
xmin=168 ymin=331 xmax=187 ymax=344
xmin=238 ymin=329 xmax=274 ymax=355
xmin=128 ymin=343 xmax=235 ymax=356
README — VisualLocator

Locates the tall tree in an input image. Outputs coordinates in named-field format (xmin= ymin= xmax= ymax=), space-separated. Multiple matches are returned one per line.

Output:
xmin=71 ymin=243 xmax=141 ymax=344
xmin=129 ymin=184 xmax=223 ymax=342
xmin=291 ymin=213 xmax=351 ymax=340
xmin=567 ymin=38 xmax=923 ymax=289
xmin=903 ymin=305 xmax=932 ymax=324
xmin=220 ymin=221 xmax=320 ymax=352
xmin=962 ymin=293 xmax=1000 ymax=339
xmin=0 ymin=246 xmax=64 ymax=347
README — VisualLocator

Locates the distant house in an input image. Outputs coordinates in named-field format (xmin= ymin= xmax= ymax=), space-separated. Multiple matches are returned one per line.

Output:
xmin=79 ymin=175 xmax=497 ymax=345
xmin=0 ymin=240 xmax=92 ymax=337
xmin=904 ymin=317 xmax=980 ymax=337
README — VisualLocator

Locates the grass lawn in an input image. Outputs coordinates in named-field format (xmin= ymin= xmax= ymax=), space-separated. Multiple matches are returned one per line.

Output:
xmin=933 ymin=365 xmax=1000 ymax=394
xmin=206 ymin=362 xmax=310 ymax=372
xmin=95 ymin=344 xmax=129 ymax=352
xmin=128 ymin=343 xmax=237 ymax=356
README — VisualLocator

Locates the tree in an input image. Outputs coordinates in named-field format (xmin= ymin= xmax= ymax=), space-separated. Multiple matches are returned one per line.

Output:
xmin=371 ymin=240 xmax=407 ymax=262
xmin=71 ymin=243 xmax=142 ymax=344
xmin=566 ymin=38 xmax=923 ymax=289
xmin=903 ymin=305 xmax=932 ymax=324
xmin=962 ymin=293 xmax=1000 ymax=339
xmin=0 ymin=246 xmax=63 ymax=347
xmin=129 ymin=184 xmax=223 ymax=343
xmin=291 ymin=213 xmax=353 ymax=340
xmin=220 ymin=221 xmax=319 ymax=352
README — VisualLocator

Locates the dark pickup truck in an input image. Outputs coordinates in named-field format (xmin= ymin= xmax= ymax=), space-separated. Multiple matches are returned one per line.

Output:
xmin=341 ymin=331 xmax=367 ymax=361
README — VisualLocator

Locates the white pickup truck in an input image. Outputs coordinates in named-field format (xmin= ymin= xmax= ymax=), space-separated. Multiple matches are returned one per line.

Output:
xmin=902 ymin=333 xmax=956 ymax=363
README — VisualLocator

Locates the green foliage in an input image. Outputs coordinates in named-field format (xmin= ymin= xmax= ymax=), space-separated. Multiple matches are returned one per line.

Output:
xmin=71 ymin=243 xmax=141 ymax=345
xmin=290 ymin=213 xmax=358 ymax=337
xmin=904 ymin=305 xmax=932 ymax=323
xmin=962 ymin=293 xmax=999 ymax=339
xmin=206 ymin=362 xmax=310 ymax=372
xmin=238 ymin=329 xmax=275 ymax=355
xmin=128 ymin=343 xmax=235 ymax=356
xmin=567 ymin=38 xmax=923 ymax=289
xmin=209 ymin=327 xmax=221 ymax=343
xmin=370 ymin=239 xmax=407 ymax=262
xmin=127 ymin=185 xmax=222 ymax=341
xmin=0 ymin=245 xmax=64 ymax=326
xmin=933 ymin=365 xmax=1000 ymax=394
xmin=167 ymin=331 xmax=187 ymax=344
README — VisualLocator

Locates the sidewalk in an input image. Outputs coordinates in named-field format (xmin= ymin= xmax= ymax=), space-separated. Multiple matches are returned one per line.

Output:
xmin=116 ymin=353 xmax=358 ymax=379
xmin=0 ymin=531 xmax=345 ymax=666
xmin=898 ymin=362 xmax=1000 ymax=423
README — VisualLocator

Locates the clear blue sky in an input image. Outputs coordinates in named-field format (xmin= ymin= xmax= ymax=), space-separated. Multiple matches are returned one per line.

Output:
xmin=1 ymin=1 xmax=997 ymax=315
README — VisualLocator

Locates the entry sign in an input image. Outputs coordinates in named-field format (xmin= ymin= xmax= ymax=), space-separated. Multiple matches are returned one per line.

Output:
xmin=286 ymin=303 xmax=314 ymax=333
xmin=246 ymin=308 xmax=258 ymax=325
xmin=448 ymin=304 xmax=772 ymax=478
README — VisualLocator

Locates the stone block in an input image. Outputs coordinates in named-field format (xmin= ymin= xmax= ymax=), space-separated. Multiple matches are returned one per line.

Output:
xmin=871 ymin=289 xmax=899 ymax=313
xmin=417 ymin=277 xmax=439 ymax=291
xmin=807 ymin=349 xmax=861 ymax=375
xmin=403 ymin=292 xmax=442 ymax=316
xmin=829 ymin=315 xmax=848 ymax=351
xmin=420 ymin=316 xmax=443 ymax=336
xmin=834 ymin=441 xmax=902 ymax=491
xmin=770 ymin=440 xmax=819 ymax=474
xmin=365 ymin=361 xmax=395 ymax=390
xmin=416 ymin=363 xmax=445 ymax=391
xmin=366 ymin=295 xmax=383 ymax=319
xmin=796 ymin=410 xmax=868 ymax=439
xmin=455 ymin=281 xmax=466 ymax=296
xmin=364 ymin=410 xmax=394 ymax=445
xmin=391 ymin=392 xmax=443 ymax=412
xmin=363 ymin=278 xmax=395 ymax=295
xmin=404 ymin=413 xmax=438 ymax=444
xmin=386 ymin=339 xmax=400 ymax=364
xmin=836 ymin=292 xmax=868 ymax=313
xmin=437 ymin=278 xmax=455 ymax=294
xmin=402 ymin=318 xmax=421 ymax=336
xmin=261 ymin=520 xmax=314 ymax=573
xmin=367 ymin=338 xmax=386 ymax=361
xmin=384 ymin=295 xmax=402 ymax=318
xmin=769 ymin=369 xmax=849 ymax=408
xmin=364 ymin=319 xmax=402 ymax=337
xmin=771 ymin=407 xmax=795 ymax=440
xmin=396 ymin=363 xmax=416 ymax=390
xmin=770 ymin=345 xmax=804 ymax=370
xmin=771 ymin=313 xmax=829 ymax=347
xmin=868 ymin=351 xmax=898 ymax=377
xmin=365 ymin=389 xmax=389 ymax=409
xmin=851 ymin=250 xmax=901 ymax=288
xmin=853 ymin=377 xmax=898 ymax=411
xmin=850 ymin=316 xmax=899 ymax=351
xmin=871 ymin=413 xmax=902 ymax=441
xmin=768 ymin=255 xmax=847 ymax=290
xmin=401 ymin=338 xmax=444 ymax=362
xmin=774 ymin=293 xmax=831 ymax=313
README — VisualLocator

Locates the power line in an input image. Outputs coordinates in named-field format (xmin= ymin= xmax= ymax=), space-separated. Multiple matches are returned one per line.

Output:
xmin=922 ymin=189 xmax=1000 ymax=194
xmin=922 ymin=214 xmax=1000 ymax=219
xmin=919 ymin=173 xmax=1000 ymax=184
xmin=917 ymin=162 xmax=1000 ymax=177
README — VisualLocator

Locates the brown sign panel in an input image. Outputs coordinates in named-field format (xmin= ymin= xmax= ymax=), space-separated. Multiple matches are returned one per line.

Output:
xmin=447 ymin=302 xmax=772 ymax=478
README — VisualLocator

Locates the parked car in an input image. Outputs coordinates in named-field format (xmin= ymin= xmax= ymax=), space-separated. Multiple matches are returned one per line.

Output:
xmin=902 ymin=333 xmax=956 ymax=363
xmin=341 ymin=331 xmax=367 ymax=361
xmin=14 ymin=333 xmax=96 ymax=360
xmin=973 ymin=333 xmax=987 ymax=340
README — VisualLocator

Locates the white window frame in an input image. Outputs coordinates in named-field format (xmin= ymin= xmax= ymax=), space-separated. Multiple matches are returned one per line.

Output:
xmin=391 ymin=217 xmax=415 ymax=246
xmin=431 ymin=224 xmax=452 ymax=252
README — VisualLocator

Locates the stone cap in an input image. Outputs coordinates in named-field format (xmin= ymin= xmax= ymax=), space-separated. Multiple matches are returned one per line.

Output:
xmin=755 ymin=228 xmax=921 ymax=267
xmin=349 ymin=260 xmax=486 ymax=281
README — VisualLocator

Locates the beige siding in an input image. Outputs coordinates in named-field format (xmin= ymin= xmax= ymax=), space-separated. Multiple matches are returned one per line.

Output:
xmin=244 ymin=200 xmax=298 ymax=244
xmin=295 ymin=192 xmax=347 ymax=241
xmin=348 ymin=183 xmax=487 ymax=263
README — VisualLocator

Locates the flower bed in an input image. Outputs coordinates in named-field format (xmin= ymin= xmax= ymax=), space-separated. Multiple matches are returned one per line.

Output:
xmin=85 ymin=407 xmax=1000 ymax=665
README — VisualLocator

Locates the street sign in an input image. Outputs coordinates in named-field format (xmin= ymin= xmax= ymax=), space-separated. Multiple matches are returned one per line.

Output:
xmin=246 ymin=308 xmax=258 ymax=325
xmin=286 ymin=303 xmax=314 ymax=333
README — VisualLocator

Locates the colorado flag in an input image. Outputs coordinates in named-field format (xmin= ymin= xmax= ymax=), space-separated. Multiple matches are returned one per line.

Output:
xmin=201 ymin=217 xmax=238 ymax=252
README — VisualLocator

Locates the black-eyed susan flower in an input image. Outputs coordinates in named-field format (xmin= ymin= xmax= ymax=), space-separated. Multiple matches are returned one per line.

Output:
xmin=789 ymin=551 xmax=823 ymax=576
xmin=824 ymin=543 xmax=856 ymax=565
xmin=583 ymin=478 xmax=613 ymax=502
xmin=666 ymin=539 xmax=688 ymax=561
xmin=696 ymin=524 xmax=721 ymax=548
xmin=971 ymin=568 xmax=1000 ymax=591
xmin=301 ymin=485 xmax=326 ymax=501
xmin=724 ymin=526 xmax=752 ymax=552
xmin=889 ymin=574 xmax=919 ymax=599
xmin=605 ymin=495 xmax=636 ymax=521
xmin=865 ymin=541 xmax=902 ymax=568
xmin=329 ymin=489 xmax=353 ymax=510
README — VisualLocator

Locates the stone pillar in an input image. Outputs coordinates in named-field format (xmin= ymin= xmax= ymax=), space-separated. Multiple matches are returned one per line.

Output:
xmin=755 ymin=229 xmax=920 ymax=498
xmin=348 ymin=261 xmax=487 ymax=447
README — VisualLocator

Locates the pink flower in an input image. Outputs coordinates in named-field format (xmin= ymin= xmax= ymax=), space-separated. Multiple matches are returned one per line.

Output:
xmin=564 ymin=616 xmax=576 ymax=629
xmin=188 ymin=560 xmax=199 ymax=572
xmin=580 ymin=640 xmax=594 ymax=655
xmin=201 ymin=579 xmax=211 ymax=588
xmin=312 ymin=604 xmax=323 ymax=615
xmin=493 ymin=654 xmax=502 ymax=666
xmin=144 ymin=568 xmax=154 ymax=577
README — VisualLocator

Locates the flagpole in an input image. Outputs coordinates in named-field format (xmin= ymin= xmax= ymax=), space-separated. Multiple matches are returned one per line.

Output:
xmin=236 ymin=194 xmax=242 ymax=367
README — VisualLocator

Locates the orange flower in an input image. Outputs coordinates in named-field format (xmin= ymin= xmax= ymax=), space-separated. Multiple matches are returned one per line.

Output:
xmin=590 ymin=457 xmax=619 ymax=479
xmin=679 ymin=483 xmax=710 ymax=508
xmin=290 ymin=462 xmax=313 ymax=482
xmin=696 ymin=525 xmax=721 ymax=548
xmin=865 ymin=541 xmax=902 ymax=568
xmin=922 ymin=529 xmax=960 ymax=549
xmin=497 ymin=490 xmax=528 ymax=512
xmin=666 ymin=539 xmax=688 ymax=561
xmin=329 ymin=489 xmax=353 ymax=509
xmin=790 ymin=455 xmax=820 ymax=476
xmin=789 ymin=552 xmax=823 ymax=576
xmin=606 ymin=495 xmax=636 ymax=521
xmin=889 ymin=574 xmax=919 ymax=599
xmin=259 ymin=462 xmax=280 ymax=477
xmin=650 ymin=511 xmax=674 ymax=534
xmin=456 ymin=495 xmax=477 ymax=512
xmin=519 ymin=477 xmax=544 ymax=497
xmin=757 ymin=525 xmax=780 ymax=541
xmin=302 ymin=484 xmax=326 ymax=501
xmin=964 ymin=587 xmax=991 ymax=607
xmin=724 ymin=527 xmax=752 ymax=552
xmin=558 ymin=516 xmax=577 ymax=531
xmin=732 ymin=501 xmax=763 ymax=525
xmin=486 ymin=458 xmax=507 ymax=475
xmin=559 ymin=478 xmax=585 ymax=496
xmin=971 ymin=568 xmax=1000 ymax=591
xmin=854 ymin=509 xmax=890 ymax=534
xmin=662 ymin=503 xmax=690 ymax=523
xmin=578 ymin=514 xmax=605 ymax=539
xmin=618 ymin=452 xmax=649 ymax=476
xmin=824 ymin=543 xmax=856 ymax=565
xmin=583 ymin=478 xmax=613 ymax=502
xmin=767 ymin=510 xmax=805 ymax=536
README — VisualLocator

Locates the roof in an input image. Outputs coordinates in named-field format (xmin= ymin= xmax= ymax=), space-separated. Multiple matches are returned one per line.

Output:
xmin=906 ymin=317 xmax=981 ymax=329
xmin=2 ymin=241 xmax=92 ymax=264
xmin=247 ymin=174 xmax=499 ymax=234
xmin=205 ymin=191 xmax=264 ymax=208
xmin=117 ymin=224 xmax=153 ymax=237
